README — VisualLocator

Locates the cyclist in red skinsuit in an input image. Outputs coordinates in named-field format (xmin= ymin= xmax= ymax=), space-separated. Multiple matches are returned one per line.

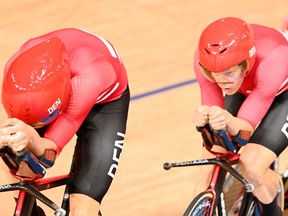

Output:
xmin=192 ymin=17 xmax=288 ymax=216
xmin=0 ymin=28 xmax=130 ymax=215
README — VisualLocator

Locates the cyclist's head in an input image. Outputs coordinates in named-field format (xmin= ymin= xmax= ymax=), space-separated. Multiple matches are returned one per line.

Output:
xmin=198 ymin=17 xmax=256 ymax=81
xmin=2 ymin=37 xmax=71 ymax=127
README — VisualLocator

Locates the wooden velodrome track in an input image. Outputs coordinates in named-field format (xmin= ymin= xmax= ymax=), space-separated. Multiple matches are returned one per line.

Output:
xmin=0 ymin=0 xmax=288 ymax=215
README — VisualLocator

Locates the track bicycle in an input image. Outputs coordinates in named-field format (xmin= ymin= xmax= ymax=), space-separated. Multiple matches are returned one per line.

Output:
xmin=163 ymin=124 xmax=288 ymax=216
xmin=0 ymin=146 xmax=102 ymax=216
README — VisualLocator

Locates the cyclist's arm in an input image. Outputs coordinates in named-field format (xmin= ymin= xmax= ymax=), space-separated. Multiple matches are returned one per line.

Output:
xmin=207 ymin=106 xmax=254 ymax=136
xmin=25 ymin=125 xmax=57 ymax=157
xmin=45 ymin=60 xmax=119 ymax=154
xmin=225 ymin=110 xmax=254 ymax=136
xmin=0 ymin=118 xmax=57 ymax=157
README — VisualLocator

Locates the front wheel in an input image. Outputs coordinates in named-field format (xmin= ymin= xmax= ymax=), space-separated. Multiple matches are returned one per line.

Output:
xmin=184 ymin=192 xmax=218 ymax=216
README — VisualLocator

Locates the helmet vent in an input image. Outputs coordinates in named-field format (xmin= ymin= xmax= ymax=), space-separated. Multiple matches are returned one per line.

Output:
xmin=25 ymin=108 xmax=30 ymax=117
xmin=204 ymin=48 xmax=210 ymax=54
xmin=210 ymin=43 xmax=227 ymax=54
xmin=219 ymin=48 xmax=227 ymax=54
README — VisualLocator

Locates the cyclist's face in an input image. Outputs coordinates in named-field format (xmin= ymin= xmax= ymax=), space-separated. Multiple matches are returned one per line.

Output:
xmin=211 ymin=65 xmax=246 ymax=95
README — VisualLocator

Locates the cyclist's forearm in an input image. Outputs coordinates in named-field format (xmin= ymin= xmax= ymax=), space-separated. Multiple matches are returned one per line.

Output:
xmin=27 ymin=127 xmax=57 ymax=157
xmin=225 ymin=111 xmax=254 ymax=136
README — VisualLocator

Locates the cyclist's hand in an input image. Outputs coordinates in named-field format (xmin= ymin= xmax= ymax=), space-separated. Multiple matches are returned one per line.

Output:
xmin=208 ymin=106 xmax=229 ymax=130
xmin=0 ymin=131 xmax=8 ymax=148
xmin=0 ymin=118 xmax=32 ymax=152
xmin=192 ymin=105 xmax=210 ymax=127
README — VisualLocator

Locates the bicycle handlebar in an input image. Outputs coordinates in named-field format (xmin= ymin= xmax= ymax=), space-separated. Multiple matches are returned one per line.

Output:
xmin=15 ymin=150 xmax=46 ymax=178
xmin=213 ymin=129 xmax=238 ymax=154
xmin=198 ymin=124 xmax=251 ymax=154
xmin=0 ymin=146 xmax=56 ymax=179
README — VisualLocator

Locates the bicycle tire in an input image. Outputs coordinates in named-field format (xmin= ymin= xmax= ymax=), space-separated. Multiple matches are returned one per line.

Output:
xmin=277 ymin=175 xmax=285 ymax=212
xmin=247 ymin=198 xmax=264 ymax=216
xmin=228 ymin=185 xmax=286 ymax=216
xmin=228 ymin=195 xmax=261 ymax=216
xmin=225 ymin=164 xmax=285 ymax=215
xmin=282 ymin=171 xmax=288 ymax=209
xmin=223 ymin=165 xmax=247 ymax=216
xmin=183 ymin=191 xmax=218 ymax=216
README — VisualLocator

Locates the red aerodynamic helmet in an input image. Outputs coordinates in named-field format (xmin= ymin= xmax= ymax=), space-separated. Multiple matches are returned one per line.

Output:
xmin=2 ymin=37 xmax=71 ymax=125
xmin=198 ymin=17 xmax=256 ymax=72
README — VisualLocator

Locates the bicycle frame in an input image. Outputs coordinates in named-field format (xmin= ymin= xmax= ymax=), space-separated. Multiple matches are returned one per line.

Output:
xmin=0 ymin=146 xmax=75 ymax=216
xmin=0 ymin=170 xmax=73 ymax=215
xmin=0 ymin=146 xmax=103 ymax=216
xmin=164 ymin=151 xmax=254 ymax=215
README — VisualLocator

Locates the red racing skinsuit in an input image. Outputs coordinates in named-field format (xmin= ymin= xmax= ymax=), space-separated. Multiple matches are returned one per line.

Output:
xmin=5 ymin=28 xmax=129 ymax=154
xmin=194 ymin=24 xmax=288 ymax=129
xmin=4 ymin=28 xmax=130 ymax=202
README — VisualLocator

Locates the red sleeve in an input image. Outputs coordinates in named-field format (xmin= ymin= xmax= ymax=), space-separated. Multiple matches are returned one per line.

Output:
xmin=3 ymin=29 xmax=128 ymax=154
xmin=194 ymin=51 xmax=224 ymax=108
xmin=194 ymin=25 xmax=288 ymax=128
xmin=237 ymin=45 xmax=288 ymax=127
xmin=44 ymin=60 xmax=117 ymax=154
